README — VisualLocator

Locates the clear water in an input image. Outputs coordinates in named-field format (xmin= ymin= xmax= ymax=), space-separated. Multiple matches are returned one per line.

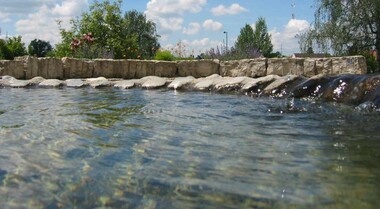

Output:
xmin=0 ymin=88 xmax=379 ymax=209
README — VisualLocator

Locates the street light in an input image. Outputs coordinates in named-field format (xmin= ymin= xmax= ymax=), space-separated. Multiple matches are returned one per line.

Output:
xmin=223 ymin=31 xmax=228 ymax=52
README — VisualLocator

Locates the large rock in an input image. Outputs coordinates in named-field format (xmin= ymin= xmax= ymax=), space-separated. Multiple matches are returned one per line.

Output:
xmin=242 ymin=74 xmax=281 ymax=92
xmin=93 ymin=59 xmax=129 ymax=78
xmin=177 ymin=60 xmax=220 ymax=78
xmin=192 ymin=74 xmax=222 ymax=90
xmin=0 ymin=60 xmax=25 ymax=79
xmin=39 ymin=79 xmax=64 ymax=88
xmin=168 ymin=76 xmax=195 ymax=89
xmin=129 ymin=60 xmax=156 ymax=79
xmin=213 ymin=77 xmax=251 ymax=91
xmin=154 ymin=61 xmax=177 ymax=77
xmin=37 ymin=58 xmax=64 ymax=79
xmin=62 ymin=57 xmax=94 ymax=79
xmin=114 ymin=80 xmax=137 ymax=89
xmin=85 ymin=77 xmax=112 ymax=88
xmin=332 ymin=56 xmax=367 ymax=75
xmin=219 ymin=59 xmax=267 ymax=78
xmin=315 ymin=58 xmax=333 ymax=75
xmin=267 ymin=58 xmax=304 ymax=76
xmin=303 ymin=58 xmax=317 ymax=77
xmin=141 ymin=76 xmax=168 ymax=89
xmin=65 ymin=79 xmax=88 ymax=88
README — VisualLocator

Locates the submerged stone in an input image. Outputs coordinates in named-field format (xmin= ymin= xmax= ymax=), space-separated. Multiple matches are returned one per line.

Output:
xmin=85 ymin=77 xmax=112 ymax=88
xmin=141 ymin=76 xmax=167 ymax=89
xmin=263 ymin=75 xmax=305 ymax=97
xmin=65 ymin=79 xmax=87 ymax=88
xmin=193 ymin=74 xmax=222 ymax=90
xmin=39 ymin=79 xmax=65 ymax=88
xmin=114 ymin=80 xmax=137 ymax=89
xmin=168 ymin=76 xmax=195 ymax=90
xmin=213 ymin=77 xmax=250 ymax=91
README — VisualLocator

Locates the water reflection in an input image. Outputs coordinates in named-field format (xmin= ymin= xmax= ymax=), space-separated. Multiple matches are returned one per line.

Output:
xmin=0 ymin=88 xmax=379 ymax=208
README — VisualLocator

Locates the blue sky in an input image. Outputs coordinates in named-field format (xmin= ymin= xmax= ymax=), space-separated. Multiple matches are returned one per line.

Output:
xmin=0 ymin=0 xmax=315 ymax=55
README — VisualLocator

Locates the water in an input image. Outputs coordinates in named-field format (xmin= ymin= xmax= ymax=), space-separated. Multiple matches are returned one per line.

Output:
xmin=0 ymin=88 xmax=379 ymax=209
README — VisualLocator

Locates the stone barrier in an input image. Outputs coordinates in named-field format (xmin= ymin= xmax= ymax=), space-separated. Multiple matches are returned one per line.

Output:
xmin=0 ymin=56 xmax=367 ymax=79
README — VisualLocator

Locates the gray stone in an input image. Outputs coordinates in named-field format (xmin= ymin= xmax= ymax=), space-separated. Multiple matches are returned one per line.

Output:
xmin=213 ymin=77 xmax=250 ymax=91
xmin=193 ymin=74 xmax=222 ymax=90
xmin=39 ymin=79 xmax=64 ymax=88
xmin=219 ymin=59 xmax=267 ymax=78
xmin=242 ymin=75 xmax=281 ymax=91
xmin=62 ymin=57 xmax=94 ymax=79
xmin=267 ymin=58 xmax=304 ymax=76
xmin=154 ymin=61 xmax=177 ymax=77
xmin=141 ymin=76 xmax=168 ymax=89
xmin=93 ymin=59 xmax=129 ymax=78
xmin=65 ymin=79 xmax=87 ymax=88
xmin=177 ymin=60 xmax=220 ymax=78
xmin=0 ymin=60 xmax=25 ymax=79
xmin=332 ymin=56 xmax=367 ymax=75
xmin=29 ymin=77 xmax=45 ymax=85
xmin=129 ymin=60 xmax=156 ymax=79
xmin=85 ymin=77 xmax=112 ymax=88
xmin=264 ymin=75 xmax=301 ymax=94
xmin=168 ymin=76 xmax=195 ymax=89
xmin=114 ymin=80 xmax=137 ymax=89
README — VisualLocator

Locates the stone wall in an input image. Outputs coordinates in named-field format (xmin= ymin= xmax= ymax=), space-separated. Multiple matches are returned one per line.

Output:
xmin=0 ymin=56 xmax=367 ymax=79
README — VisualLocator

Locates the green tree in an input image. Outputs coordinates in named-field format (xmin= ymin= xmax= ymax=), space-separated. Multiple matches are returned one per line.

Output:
xmin=54 ymin=0 xmax=160 ymax=59
xmin=0 ymin=36 xmax=27 ymax=60
xmin=28 ymin=39 xmax=52 ymax=57
xmin=299 ymin=0 xmax=380 ymax=72
xmin=235 ymin=24 xmax=255 ymax=52
xmin=253 ymin=17 xmax=273 ymax=57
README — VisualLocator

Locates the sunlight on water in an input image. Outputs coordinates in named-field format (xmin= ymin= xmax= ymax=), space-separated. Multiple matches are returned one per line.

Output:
xmin=0 ymin=88 xmax=379 ymax=208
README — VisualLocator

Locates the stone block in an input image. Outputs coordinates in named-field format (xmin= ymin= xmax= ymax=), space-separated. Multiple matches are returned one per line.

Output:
xmin=177 ymin=60 xmax=220 ymax=78
xmin=129 ymin=60 xmax=155 ymax=79
xmin=93 ymin=59 xmax=129 ymax=78
xmin=62 ymin=57 xmax=94 ymax=79
xmin=219 ymin=58 xmax=267 ymax=78
xmin=154 ymin=61 xmax=177 ymax=77
xmin=332 ymin=56 xmax=367 ymax=75
xmin=315 ymin=58 xmax=333 ymax=75
xmin=37 ymin=58 xmax=64 ymax=79
xmin=0 ymin=60 xmax=25 ymax=79
xmin=304 ymin=58 xmax=317 ymax=77
xmin=267 ymin=58 xmax=304 ymax=76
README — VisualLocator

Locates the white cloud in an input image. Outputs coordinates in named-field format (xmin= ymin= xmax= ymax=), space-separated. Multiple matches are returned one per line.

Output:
xmin=0 ymin=12 xmax=11 ymax=23
xmin=182 ymin=22 xmax=201 ymax=35
xmin=203 ymin=19 xmax=223 ymax=31
xmin=270 ymin=19 xmax=310 ymax=55
xmin=15 ymin=0 xmax=88 ymax=45
xmin=145 ymin=0 xmax=207 ymax=33
xmin=164 ymin=38 xmax=222 ymax=56
xmin=211 ymin=3 xmax=248 ymax=16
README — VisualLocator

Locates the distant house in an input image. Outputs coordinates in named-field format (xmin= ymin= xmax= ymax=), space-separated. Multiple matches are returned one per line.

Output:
xmin=291 ymin=53 xmax=330 ymax=58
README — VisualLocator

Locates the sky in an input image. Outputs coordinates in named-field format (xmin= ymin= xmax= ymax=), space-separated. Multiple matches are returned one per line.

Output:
xmin=0 ymin=0 xmax=315 ymax=55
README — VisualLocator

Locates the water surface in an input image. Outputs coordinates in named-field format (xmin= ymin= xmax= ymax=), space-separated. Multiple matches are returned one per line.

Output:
xmin=0 ymin=88 xmax=379 ymax=209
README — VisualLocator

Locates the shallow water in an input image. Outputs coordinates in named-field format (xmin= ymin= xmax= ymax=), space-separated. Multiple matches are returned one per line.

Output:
xmin=0 ymin=88 xmax=379 ymax=209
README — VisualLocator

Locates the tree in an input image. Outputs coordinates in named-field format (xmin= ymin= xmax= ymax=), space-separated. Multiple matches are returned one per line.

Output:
xmin=299 ymin=0 xmax=380 ymax=72
xmin=54 ymin=0 xmax=160 ymax=59
xmin=253 ymin=17 xmax=273 ymax=57
xmin=0 ymin=36 xmax=27 ymax=60
xmin=28 ymin=39 xmax=53 ymax=57
xmin=235 ymin=24 xmax=255 ymax=52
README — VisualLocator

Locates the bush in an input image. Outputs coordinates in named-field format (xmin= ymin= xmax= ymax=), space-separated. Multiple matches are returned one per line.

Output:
xmin=154 ymin=50 xmax=175 ymax=61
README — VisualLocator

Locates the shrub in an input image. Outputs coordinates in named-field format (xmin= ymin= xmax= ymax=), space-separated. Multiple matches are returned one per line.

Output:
xmin=154 ymin=50 xmax=175 ymax=61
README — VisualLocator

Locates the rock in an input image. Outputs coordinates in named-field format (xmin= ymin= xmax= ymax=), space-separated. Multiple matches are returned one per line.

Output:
xmin=177 ymin=60 xmax=220 ymax=78
xmin=168 ymin=76 xmax=195 ymax=89
xmin=39 ymin=79 xmax=64 ymax=88
xmin=154 ymin=61 xmax=177 ymax=77
xmin=242 ymin=74 xmax=280 ymax=92
xmin=0 ymin=60 xmax=25 ymax=79
xmin=114 ymin=80 xmax=137 ymax=89
xmin=93 ymin=59 xmax=129 ymax=78
xmin=263 ymin=75 xmax=305 ymax=97
xmin=37 ymin=58 xmax=64 ymax=79
xmin=219 ymin=59 xmax=267 ymax=78
xmin=85 ymin=77 xmax=112 ymax=88
xmin=192 ymin=74 xmax=222 ymax=90
xmin=65 ymin=79 xmax=87 ymax=88
xmin=331 ymin=56 xmax=367 ymax=75
xmin=315 ymin=58 xmax=333 ymax=75
xmin=129 ymin=60 xmax=156 ymax=79
xmin=213 ymin=77 xmax=250 ymax=91
xmin=29 ymin=77 xmax=45 ymax=86
xmin=267 ymin=58 xmax=304 ymax=76
xmin=303 ymin=58 xmax=317 ymax=77
xmin=141 ymin=76 xmax=167 ymax=89
xmin=62 ymin=57 xmax=94 ymax=79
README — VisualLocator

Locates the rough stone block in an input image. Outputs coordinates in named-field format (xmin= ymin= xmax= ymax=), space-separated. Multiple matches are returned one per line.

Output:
xmin=93 ymin=59 xmax=129 ymax=78
xmin=177 ymin=60 xmax=220 ymax=78
xmin=267 ymin=58 xmax=304 ymax=76
xmin=315 ymin=58 xmax=333 ymax=75
xmin=38 ymin=58 xmax=64 ymax=79
xmin=62 ymin=58 xmax=94 ymax=79
xmin=332 ymin=56 xmax=367 ymax=75
xmin=219 ymin=58 xmax=267 ymax=78
xmin=304 ymin=58 xmax=317 ymax=77
xmin=0 ymin=60 xmax=25 ymax=79
xmin=154 ymin=61 xmax=177 ymax=77
xmin=129 ymin=60 xmax=155 ymax=79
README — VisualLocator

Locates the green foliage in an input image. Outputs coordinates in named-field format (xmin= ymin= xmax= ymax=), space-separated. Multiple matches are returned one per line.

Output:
xmin=253 ymin=17 xmax=273 ymax=57
xmin=28 ymin=39 xmax=52 ymax=57
xmin=299 ymin=0 xmax=380 ymax=72
xmin=0 ymin=36 xmax=27 ymax=60
xmin=235 ymin=18 xmax=273 ymax=58
xmin=154 ymin=50 xmax=175 ymax=61
xmin=54 ymin=0 xmax=160 ymax=59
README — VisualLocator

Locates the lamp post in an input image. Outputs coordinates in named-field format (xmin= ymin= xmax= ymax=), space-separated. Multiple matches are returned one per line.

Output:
xmin=223 ymin=31 xmax=228 ymax=52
